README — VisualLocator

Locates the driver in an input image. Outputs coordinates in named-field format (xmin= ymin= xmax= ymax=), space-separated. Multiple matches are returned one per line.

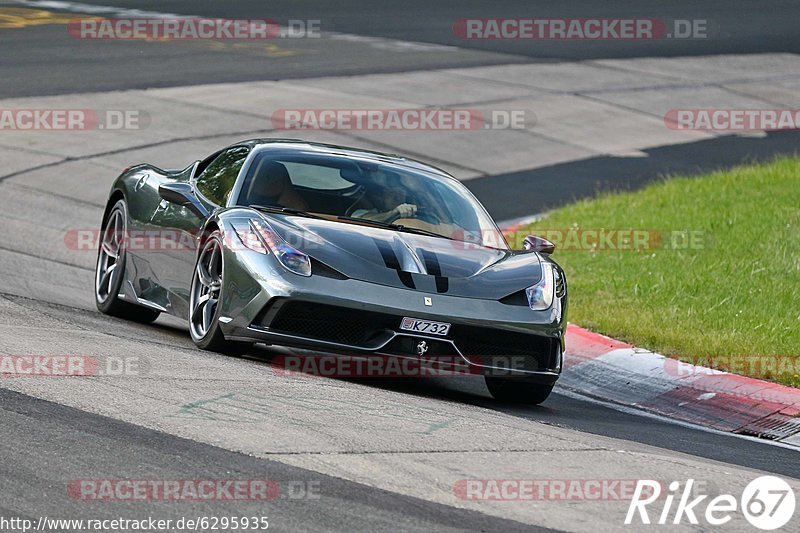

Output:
xmin=350 ymin=169 xmax=418 ymax=223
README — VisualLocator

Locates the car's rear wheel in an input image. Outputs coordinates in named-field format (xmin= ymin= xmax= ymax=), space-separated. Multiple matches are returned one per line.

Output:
xmin=485 ymin=377 xmax=554 ymax=405
xmin=189 ymin=231 xmax=250 ymax=355
xmin=95 ymin=199 xmax=161 ymax=323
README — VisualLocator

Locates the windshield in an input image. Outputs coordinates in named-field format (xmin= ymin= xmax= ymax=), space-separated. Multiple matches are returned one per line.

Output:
xmin=236 ymin=150 xmax=508 ymax=249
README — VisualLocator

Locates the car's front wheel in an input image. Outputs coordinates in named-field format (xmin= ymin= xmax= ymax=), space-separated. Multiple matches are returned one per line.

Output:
xmin=95 ymin=199 xmax=161 ymax=323
xmin=189 ymin=231 xmax=250 ymax=355
xmin=485 ymin=377 xmax=554 ymax=405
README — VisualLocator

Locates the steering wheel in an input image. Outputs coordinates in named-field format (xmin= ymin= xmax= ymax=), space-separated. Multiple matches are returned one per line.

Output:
xmin=344 ymin=185 xmax=368 ymax=217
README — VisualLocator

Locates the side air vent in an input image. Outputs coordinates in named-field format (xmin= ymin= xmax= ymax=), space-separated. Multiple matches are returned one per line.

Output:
xmin=499 ymin=290 xmax=528 ymax=307
xmin=310 ymin=258 xmax=348 ymax=280
xmin=554 ymin=268 xmax=565 ymax=298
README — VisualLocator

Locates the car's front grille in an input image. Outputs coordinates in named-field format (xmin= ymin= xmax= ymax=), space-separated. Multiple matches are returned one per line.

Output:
xmin=261 ymin=301 xmax=558 ymax=371
xmin=449 ymin=325 xmax=556 ymax=371
xmin=266 ymin=301 xmax=397 ymax=346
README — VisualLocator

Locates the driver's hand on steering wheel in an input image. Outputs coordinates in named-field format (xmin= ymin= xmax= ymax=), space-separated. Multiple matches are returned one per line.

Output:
xmin=392 ymin=203 xmax=417 ymax=219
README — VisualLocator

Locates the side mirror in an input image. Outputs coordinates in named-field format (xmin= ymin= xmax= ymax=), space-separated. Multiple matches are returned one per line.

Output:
xmin=188 ymin=160 xmax=201 ymax=181
xmin=158 ymin=182 xmax=210 ymax=219
xmin=523 ymin=235 xmax=555 ymax=254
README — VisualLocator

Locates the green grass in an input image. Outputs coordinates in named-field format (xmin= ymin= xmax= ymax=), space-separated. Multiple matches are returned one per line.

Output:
xmin=517 ymin=156 xmax=800 ymax=387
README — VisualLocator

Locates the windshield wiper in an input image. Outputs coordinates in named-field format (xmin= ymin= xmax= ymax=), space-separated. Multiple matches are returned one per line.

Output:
xmin=336 ymin=216 xmax=455 ymax=241
xmin=251 ymin=205 xmax=324 ymax=219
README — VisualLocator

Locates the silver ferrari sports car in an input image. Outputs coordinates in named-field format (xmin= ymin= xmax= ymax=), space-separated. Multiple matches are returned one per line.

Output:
xmin=95 ymin=139 xmax=567 ymax=403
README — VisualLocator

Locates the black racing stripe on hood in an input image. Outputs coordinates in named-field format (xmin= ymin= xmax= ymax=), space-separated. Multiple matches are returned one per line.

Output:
xmin=398 ymin=271 xmax=416 ymax=289
xmin=420 ymin=250 xmax=448 ymax=293
xmin=374 ymin=239 xmax=401 ymax=270
xmin=434 ymin=276 xmax=449 ymax=293
xmin=420 ymin=250 xmax=442 ymax=277
xmin=373 ymin=238 xmax=416 ymax=288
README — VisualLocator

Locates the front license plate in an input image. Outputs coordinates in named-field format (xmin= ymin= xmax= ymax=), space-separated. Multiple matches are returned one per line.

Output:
xmin=400 ymin=317 xmax=451 ymax=336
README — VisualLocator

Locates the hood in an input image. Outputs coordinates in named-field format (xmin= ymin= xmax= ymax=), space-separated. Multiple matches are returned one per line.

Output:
xmin=267 ymin=215 xmax=542 ymax=300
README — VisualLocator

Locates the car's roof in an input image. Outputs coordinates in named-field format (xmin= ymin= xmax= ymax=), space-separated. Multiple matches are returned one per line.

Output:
xmin=234 ymin=138 xmax=456 ymax=180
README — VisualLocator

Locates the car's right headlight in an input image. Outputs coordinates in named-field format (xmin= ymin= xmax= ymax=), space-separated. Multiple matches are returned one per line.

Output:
xmin=525 ymin=260 xmax=555 ymax=311
xmin=232 ymin=218 xmax=311 ymax=277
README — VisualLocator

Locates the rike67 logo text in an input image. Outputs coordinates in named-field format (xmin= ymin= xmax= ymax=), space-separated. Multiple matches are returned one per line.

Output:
xmin=626 ymin=476 xmax=795 ymax=530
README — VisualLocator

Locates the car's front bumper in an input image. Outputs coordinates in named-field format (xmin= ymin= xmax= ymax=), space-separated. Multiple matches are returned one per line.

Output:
xmin=218 ymin=241 xmax=565 ymax=382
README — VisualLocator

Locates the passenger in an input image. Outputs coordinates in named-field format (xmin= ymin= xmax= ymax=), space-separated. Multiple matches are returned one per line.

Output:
xmin=248 ymin=161 xmax=309 ymax=211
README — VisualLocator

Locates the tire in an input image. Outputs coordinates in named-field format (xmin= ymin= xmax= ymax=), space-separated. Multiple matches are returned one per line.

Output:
xmin=485 ymin=377 xmax=554 ymax=405
xmin=189 ymin=231 xmax=251 ymax=355
xmin=95 ymin=199 xmax=161 ymax=324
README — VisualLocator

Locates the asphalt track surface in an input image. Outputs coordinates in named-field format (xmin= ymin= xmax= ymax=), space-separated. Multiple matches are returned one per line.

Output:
xmin=472 ymin=129 xmax=800 ymax=219
xmin=2 ymin=0 xmax=800 ymax=97
xmin=0 ymin=385 xmax=549 ymax=532
xmin=1 ymin=1 xmax=799 ymax=531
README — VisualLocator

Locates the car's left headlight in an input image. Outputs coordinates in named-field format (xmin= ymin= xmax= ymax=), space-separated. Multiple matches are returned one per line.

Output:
xmin=525 ymin=260 xmax=555 ymax=310
xmin=232 ymin=218 xmax=312 ymax=277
